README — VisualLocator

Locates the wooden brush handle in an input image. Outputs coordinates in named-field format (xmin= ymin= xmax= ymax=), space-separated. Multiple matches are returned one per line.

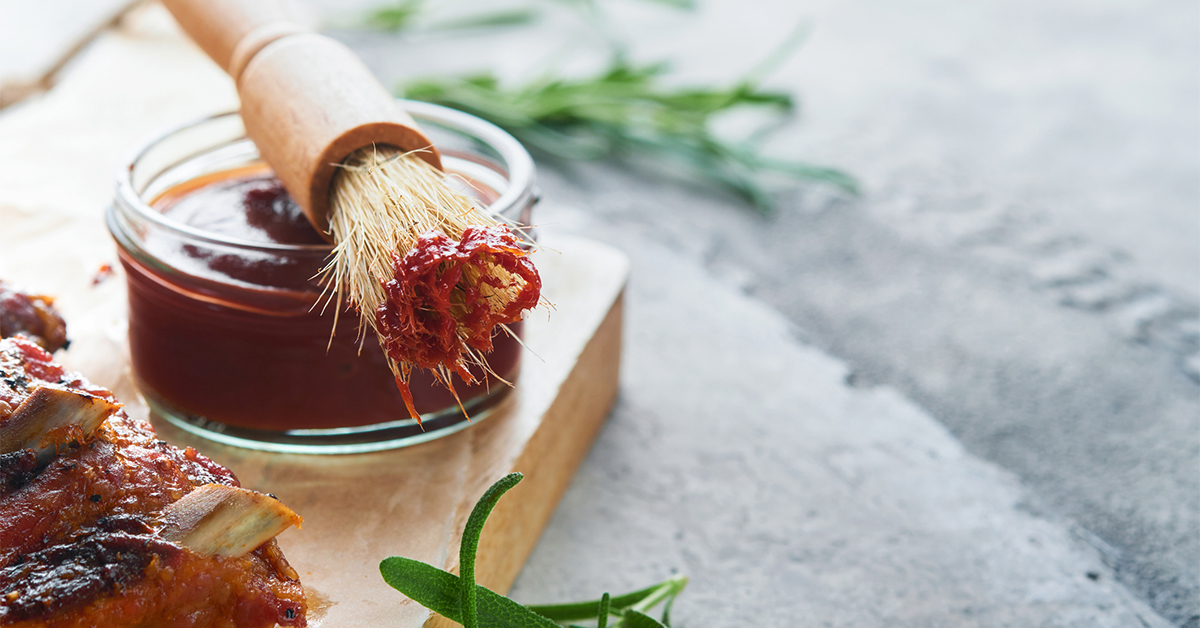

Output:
xmin=161 ymin=0 xmax=442 ymax=235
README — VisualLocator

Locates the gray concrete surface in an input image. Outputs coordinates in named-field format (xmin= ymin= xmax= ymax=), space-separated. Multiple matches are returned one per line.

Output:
xmin=4 ymin=0 xmax=1198 ymax=625
xmin=512 ymin=202 xmax=1173 ymax=627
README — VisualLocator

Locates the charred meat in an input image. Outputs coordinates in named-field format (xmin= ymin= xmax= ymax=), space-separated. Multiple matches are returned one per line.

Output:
xmin=0 ymin=283 xmax=67 ymax=353
xmin=0 ymin=337 xmax=305 ymax=627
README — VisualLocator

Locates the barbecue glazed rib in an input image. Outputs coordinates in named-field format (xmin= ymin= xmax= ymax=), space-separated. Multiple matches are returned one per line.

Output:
xmin=0 ymin=282 xmax=67 ymax=353
xmin=0 ymin=337 xmax=306 ymax=627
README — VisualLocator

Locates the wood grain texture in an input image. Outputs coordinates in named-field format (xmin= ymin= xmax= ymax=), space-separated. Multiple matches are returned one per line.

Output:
xmin=237 ymin=32 xmax=440 ymax=234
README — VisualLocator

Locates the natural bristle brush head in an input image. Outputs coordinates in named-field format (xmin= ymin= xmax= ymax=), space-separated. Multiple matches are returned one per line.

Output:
xmin=324 ymin=146 xmax=543 ymax=422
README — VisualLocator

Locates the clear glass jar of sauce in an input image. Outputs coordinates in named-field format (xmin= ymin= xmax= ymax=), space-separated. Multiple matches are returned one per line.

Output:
xmin=106 ymin=103 xmax=537 ymax=454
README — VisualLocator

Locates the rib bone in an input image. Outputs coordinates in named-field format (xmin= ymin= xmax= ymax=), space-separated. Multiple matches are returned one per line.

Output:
xmin=0 ymin=385 xmax=118 ymax=463
xmin=160 ymin=484 xmax=302 ymax=557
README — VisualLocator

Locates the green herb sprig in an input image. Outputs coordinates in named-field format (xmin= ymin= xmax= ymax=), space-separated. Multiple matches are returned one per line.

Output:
xmin=360 ymin=0 xmax=853 ymax=210
xmin=366 ymin=0 xmax=423 ymax=31
xmin=402 ymin=53 xmax=857 ymax=211
xmin=363 ymin=0 xmax=693 ymax=33
xmin=365 ymin=0 xmax=540 ymax=33
xmin=380 ymin=473 xmax=688 ymax=627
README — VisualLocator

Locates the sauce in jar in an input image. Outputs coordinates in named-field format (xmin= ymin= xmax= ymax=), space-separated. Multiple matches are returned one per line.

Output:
xmin=118 ymin=164 xmax=521 ymax=434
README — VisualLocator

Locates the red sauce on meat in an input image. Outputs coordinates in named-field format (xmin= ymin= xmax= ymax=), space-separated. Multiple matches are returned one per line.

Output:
xmin=0 ymin=338 xmax=305 ymax=627
xmin=0 ymin=283 xmax=67 ymax=352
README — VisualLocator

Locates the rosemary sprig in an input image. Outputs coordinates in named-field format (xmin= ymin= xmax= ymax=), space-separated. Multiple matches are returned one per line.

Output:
xmin=363 ymin=0 xmax=693 ymax=32
xmin=402 ymin=56 xmax=857 ymax=211
xmin=380 ymin=473 xmax=687 ymax=627
xmin=365 ymin=0 xmax=540 ymax=33
xmin=360 ymin=0 xmax=852 ymax=209
xmin=366 ymin=0 xmax=423 ymax=31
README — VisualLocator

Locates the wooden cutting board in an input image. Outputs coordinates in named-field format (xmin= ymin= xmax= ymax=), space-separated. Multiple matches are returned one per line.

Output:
xmin=0 ymin=6 xmax=629 ymax=627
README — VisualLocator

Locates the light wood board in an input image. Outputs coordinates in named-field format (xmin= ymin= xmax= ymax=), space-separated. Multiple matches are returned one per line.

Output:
xmin=0 ymin=6 xmax=630 ymax=626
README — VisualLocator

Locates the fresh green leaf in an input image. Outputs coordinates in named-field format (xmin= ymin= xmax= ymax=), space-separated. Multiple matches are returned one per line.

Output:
xmin=429 ymin=8 xmax=541 ymax=31
xmin=659 ymin=589 xmax=675 ymax=626
xmin=364 ymin=1 xmax=538 ymax=33
xmin=597 ymin=593 xmax=611 ymax=628
xmin=622 ymin=576 xmax=687 ymax=624
xmin=526 ymin=575 xmax=686 ymax=621
xmin=380 ymin=557 xmax=559 ymax=627
xmin=623 ymin=610 xmax=668 ymax=628
xmin=366 ymin=0 xmax=423 ymax=31
xmin=379 ymin=556 xmax=463 ymax=619
xmin=461 ymin=473 xmax=525 ymax=628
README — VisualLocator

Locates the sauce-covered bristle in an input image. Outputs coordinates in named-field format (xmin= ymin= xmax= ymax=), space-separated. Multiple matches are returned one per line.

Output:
xmin=325 ymin=147 xmax=542 ymax=422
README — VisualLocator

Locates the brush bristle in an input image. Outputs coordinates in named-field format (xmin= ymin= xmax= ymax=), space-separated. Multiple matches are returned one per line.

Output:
xmin=322 ymin=145 xmax=537 ymax=390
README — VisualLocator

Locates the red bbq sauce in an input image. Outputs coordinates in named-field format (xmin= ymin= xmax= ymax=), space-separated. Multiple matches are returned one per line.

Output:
xmin=117 ymin=164 xmax=522 ymax=431
xmin=376 ymin=225 xmax=541 ymax=419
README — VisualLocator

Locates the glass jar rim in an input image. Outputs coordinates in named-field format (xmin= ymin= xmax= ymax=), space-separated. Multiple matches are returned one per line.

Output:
xmin=113 ymin=100 xmax=537 ymax=255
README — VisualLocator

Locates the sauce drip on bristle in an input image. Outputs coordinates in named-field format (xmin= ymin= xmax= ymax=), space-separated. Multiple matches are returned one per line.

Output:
xmin=325 ymin=146 xmax=542 ymax=424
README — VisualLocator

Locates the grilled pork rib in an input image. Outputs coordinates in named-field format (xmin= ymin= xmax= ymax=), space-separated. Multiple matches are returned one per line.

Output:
xmin=0 ymin=283 xmax=67 ymax=353
xmin=0 ymin=337 xmax=305 ymax=627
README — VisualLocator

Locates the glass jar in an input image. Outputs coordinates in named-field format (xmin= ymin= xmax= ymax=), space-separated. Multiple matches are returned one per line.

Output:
xmin=106 ymin=102 xmax=537 ymax=454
